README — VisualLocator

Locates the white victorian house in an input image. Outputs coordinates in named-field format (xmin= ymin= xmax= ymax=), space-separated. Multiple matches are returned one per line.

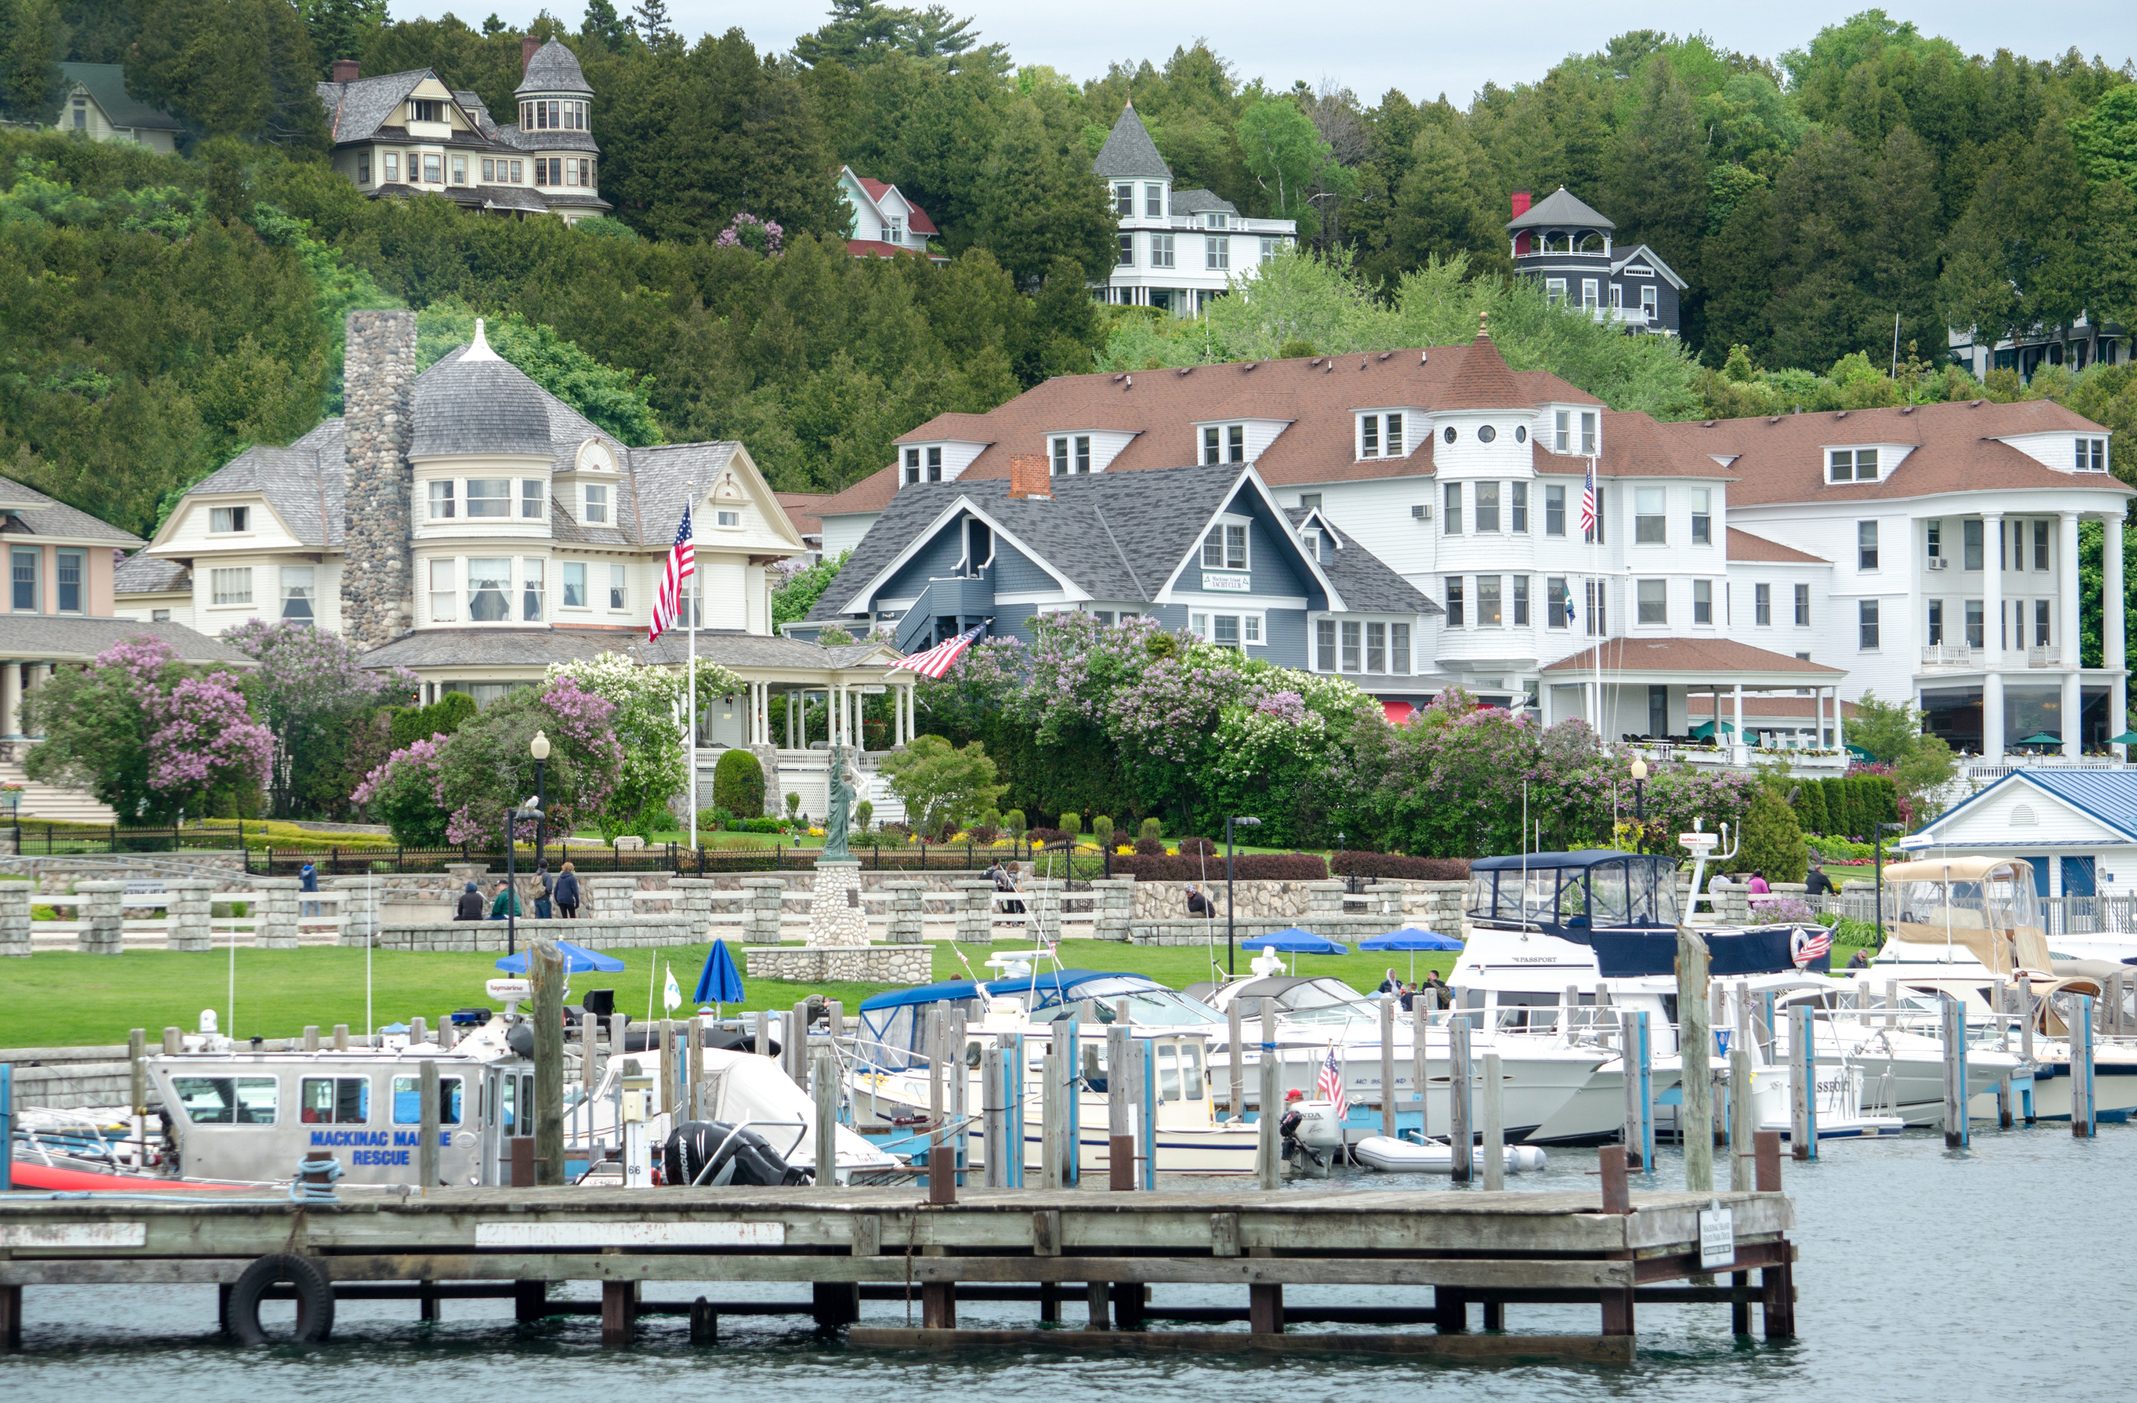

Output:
xmin=838 ymin=166 xmax=945 ymax=261
xmin=118 ymin=311 xmax=918 ymax=820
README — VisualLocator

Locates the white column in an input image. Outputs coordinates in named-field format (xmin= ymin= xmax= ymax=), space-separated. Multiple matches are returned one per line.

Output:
xmin=1732 ymin=683 xmax=1746 ymax=766
xmin=1982 ymin=512 xmax=2005 ymax=761
xmin=0 ymin=662 xmax=19 ymax=739
xmin=25 ymin=664 xmax=50 ymax=738
xmin=1833 ymin=688 xmax=1845 ymax=756
xmin=2107 ymin=515 xmax=2127 ymax=761
xmin=2062 ymin=511 xmax=2083 ymax=756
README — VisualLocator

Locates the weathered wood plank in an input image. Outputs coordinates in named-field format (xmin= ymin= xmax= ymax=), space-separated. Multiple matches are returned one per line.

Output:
xmin=846 ymin=1327 xmax=1636 ymax=1365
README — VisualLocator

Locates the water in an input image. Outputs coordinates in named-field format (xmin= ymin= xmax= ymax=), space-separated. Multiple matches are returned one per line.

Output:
xmin=7 ymin=1126 xmax=2128 ymax=1400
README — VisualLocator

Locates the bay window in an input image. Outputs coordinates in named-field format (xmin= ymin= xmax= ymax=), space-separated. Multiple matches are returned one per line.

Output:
xmin=428 ymin=559 xmax=455 ymax=621
xmin=467 ymin=558 xmax=511 ymax=622
xmin=466 ymin=479 xmax=511 ymax=519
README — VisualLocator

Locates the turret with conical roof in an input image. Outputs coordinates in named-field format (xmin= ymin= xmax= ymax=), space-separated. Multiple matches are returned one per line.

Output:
xmin=1094 ymin=102 xmax=1172 ymax=182
xmin=513 ymin=38 xmax=597 ymax=156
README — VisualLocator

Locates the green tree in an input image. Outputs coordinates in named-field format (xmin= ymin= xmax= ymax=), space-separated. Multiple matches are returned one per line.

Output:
xmin=1599 ymin=54 xmax=1708 ymax=313
xmin=879 ymin=734 xmax=1007 ymax=835
xmin=1847 ymin=691 xmax=1928 ymax=764
xmin=1738 ymin=784 xmax=1809 ymax=884
xmin=713 ymin=747 xmax=765 ymax=818
xmin=0 ymin=0 xmax=64 ymax=124
xmin=772 ymin=550 xmax=851 ymax=628
xmin=300 ymin=0 xmax=387 ymax=72
xmin=969 ymin=97 xmax=1113 ymax=285
xmin=579 ymin=0 xmax=630 ymax=53
xmin=1236 ymin=94 xmax=1351 ymax=240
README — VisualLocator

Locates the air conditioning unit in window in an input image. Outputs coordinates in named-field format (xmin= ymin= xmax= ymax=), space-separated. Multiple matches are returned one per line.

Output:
xmin=1925 ymin=557 xmax=1947 ymax=572
xmin=1411 ymin=503 xmax=1431 ymax=521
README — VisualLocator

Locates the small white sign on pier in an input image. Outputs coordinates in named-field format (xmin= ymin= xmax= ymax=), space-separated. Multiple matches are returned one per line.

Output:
xmin=0 ymin=1222 xmax=148 ymax=1248
xmin=474 ymin=1220 xmax=786 ymax=1249
xmin=1697 ymin=1205 xmax=1735 ymax=1270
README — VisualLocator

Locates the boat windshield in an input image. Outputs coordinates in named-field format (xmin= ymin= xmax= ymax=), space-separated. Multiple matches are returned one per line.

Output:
xmin=1470 ymin=854 xmax=1681 ymax=932
xmin=1894 ymin=873 xmax=2040 ymax=932
xmin=1029 ymin=990 xmax=1222 ymax=1027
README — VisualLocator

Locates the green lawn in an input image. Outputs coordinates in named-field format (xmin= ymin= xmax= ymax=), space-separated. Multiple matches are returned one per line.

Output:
xmin=2 ymin=938 xmax=1459 ymax=1049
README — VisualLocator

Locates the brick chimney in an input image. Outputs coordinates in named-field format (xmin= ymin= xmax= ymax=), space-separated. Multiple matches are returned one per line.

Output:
xmin=339 ymin=310 xmax=417 ymax=650
xmin=522 ymin=36 xmax=541 ymax=72
xmin=1007 ymin=453 xmax=1051 ymax=500
xmin=330 ymin=58 xmax=360 ymax=83
xmin=1510 ymin=190 xmax=1531 ymax=256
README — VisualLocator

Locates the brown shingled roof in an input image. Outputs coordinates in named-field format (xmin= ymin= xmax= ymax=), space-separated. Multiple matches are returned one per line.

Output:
xmin=775 ymin=491 xmax=831 ymax=540
xmin=1543 ymin=637 xmax=1844 ymax=677
xmin=813 ymin=343 xmax=1601 ymax=515
xmin=1665 ymin=399 xmax=2128 ymax=506
xmin=1440 ymin=324 xmax=1531 ymax=410
xmin=1726 ymin=527 xmax=1827 ymax=564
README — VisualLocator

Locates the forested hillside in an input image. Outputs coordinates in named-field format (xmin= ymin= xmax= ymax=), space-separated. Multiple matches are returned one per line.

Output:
xmin=0 ymin=0 xmax=2130 ymax=536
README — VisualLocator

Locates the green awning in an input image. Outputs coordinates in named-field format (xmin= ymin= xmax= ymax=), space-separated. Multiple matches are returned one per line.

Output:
xmin=1689 ymin=718 xmax=1738 ymax=738
xmin=2111 ymin=729 xmax=2137 ymax=746
xmin=2018 ymin=731 xmax=2062 ymax=746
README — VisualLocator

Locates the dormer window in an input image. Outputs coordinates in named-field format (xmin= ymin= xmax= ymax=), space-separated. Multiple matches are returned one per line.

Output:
xmin=1050 ymin=435 xmax=1092 ymax=476
xmin=1301 ymin=527 xmax=1321 ymax=557
xmin=2078 ymin=437 xmax=2108 ymax=472
xmin=1204 ymin=212 xmax=1229 ymax=230
xmin=1827 ymin=447 xmax=1879 ymax=483
xmin=1358 ymin=412 xmax=1405 ymax=460
xmin=209 ymin=506 xmax=249 ymax=534
xmin=714 ymin=509 xmax=742 ymax=528
xmin=888 ymin=216 xmax=904 ymax=243
xmin=582 ymin=483 xmax=610 ymax=525
xmin=1201 ymin=518 xmax=1249 ymax=571
xmin=1551 ymin=409 xmax=1599 ymax=456
xmin=902 ymin=446 xmax=943 ymax=485
xmin=408 ymin=99 xmax=443 ymax=124
xmin=1202 ymin=424 xmax=1246 ymax=465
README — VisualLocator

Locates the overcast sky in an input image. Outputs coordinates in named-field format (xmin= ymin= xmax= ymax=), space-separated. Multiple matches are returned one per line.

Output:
xmin=430 ymin=1 xmax=2137 ymax=103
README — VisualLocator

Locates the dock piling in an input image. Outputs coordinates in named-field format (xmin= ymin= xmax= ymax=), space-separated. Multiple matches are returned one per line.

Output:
xmin=926 ymin=1008 xmax=954 ymax=1206
xmin=1789 ymin=1005 xmax=1816 ymax=1159
xmin=2072 ymin=993 xmax=2097 ymax=1138
xmin=1481 ymin=1051 xmax=1505 ymax=1192
xmin=1448 ymin=1018 xmax=1472 ymax=1184
xmin=1226 ymin=998 xmax=1244 ymax=1121
xmin=982 ymin=1043 xmax=1007 ymax=1188
xmin=1677 ymin=928 xmax=1714 ymax=1193
xmin=1378 ymin=997 xmax=1397 ymax=1137
xmin=1412 ymin=997 xmax=1431 ymax=1140
xmin=811 ymin=1047 xmax=838 ymax=1183
xmin=417 ymin=1059 xmax=440 ymax=1191
xmin=531 ymin=942 xmax=565 ymax=1186
xmin=1619 ymin=1009 xmax=1653 ymax=1172
xmin=1940 ymin=997 xmax=1969 ymax=1150
xmin=1106 ymin=1026 xmax=1133 ymax=1191
xmin=1256 ymin=998 xmax=1280 ymax=1190
xmin=1728 ymin=1046 xmax=1753 ymax=1192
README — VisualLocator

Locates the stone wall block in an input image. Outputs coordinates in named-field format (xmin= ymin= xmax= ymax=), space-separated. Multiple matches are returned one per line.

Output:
xmin=254 ymin=877 xmax=300 ymax=948
xmin=164 ymin=879 xmax=214 ymax=952
xmin=76 ymin=880 xmax=126 ymax=955
xmin=0 ymin=881 xmax=30 ymax=956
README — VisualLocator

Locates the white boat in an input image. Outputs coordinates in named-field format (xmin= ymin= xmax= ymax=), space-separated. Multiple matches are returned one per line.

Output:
xmin=1349 ymin=1132 xmax=1549 ymax=1174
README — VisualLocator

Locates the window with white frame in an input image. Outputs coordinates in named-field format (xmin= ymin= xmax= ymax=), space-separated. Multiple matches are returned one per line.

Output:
xmin=1477 ymin=575 xmax=1503 ymax=625
xmin=714 ymin=509 xmax=741 ymax=528
xmin=520 ymin=557 xmax=543 ymax=621
xmin=1545 ymin=277 xmax=1566 ymax=306
xmin=561 ymin=561 xmax=587 ymax=609
xmin=1512 ymin=575 xmax=1530 ymax=625
xmin=1358 ymin=412 xmax=1405 ymax=459
xmin=1636 ymin=578 xmax=1667 ymax=625
xmin=1442 ymin=482 xmax=1463 ymax=535
xmin=1206 ymin=234 xmax=1228 ymax=271
xmin=609 ymin=563 xmax=627 ymax=611
xmin=1200 ymin=519 xmax=1248 ymax=571
xmin=1640 ymin=284 xmax=1658 ymax=320
xmin=1827 ymin=447 xmax=1879 ymax=483
xmin=466 ymin=558 xmax=511 ymax=622
xmin=1583 ymin=579 xmax=1608 ymax=635
xmin=1444 ymin=576 xmax=1464 ymax=627
xmin=2078 ymin=437 xmax=2108 ymax=472
xmin=520 ymin=480 xmax=544 ymax=520
xmin=1754 ymin=582 xmax=1771 ymax=626
xmin=1547 ymin=576 xmax=1568 ymax=628
xmin=1689 ymin=487 xmax=1711 ymax=545
xmin=1511 ymin=482 xmax=1529 ymax=532
xmin=2033 ymin=520 xmax=2050 ymax=571
xmin=1857 ymin=520 xmax=1879 ymax=570
xmin=279 ymin=565 xmax=314 ymax=622
xmin=902 ymin=446 xmax=945 ymax=485
xmin=1634 ymin=487 xmax=1666 ymax=545
xmin=1964 ymin=599 xmax=1984 ymax=648
xmin=1551 ymin=409 xmax=1599 ymax=456
xmin=210 ymin=506 xmax=249 ymax=534
xmin=427 ymin=481 xmax=455 ymax=519
xmin=1544 ymin=484 xmax=1565 ymax=536
xmin=1927 ymin=599 xmax=1944 ymax=645
xmin=1475 ymin=482 xmax=1501 ymax=532
xmin=1201 ymin=424 xmax=1245 ymax=465
xmin=210 ymin=567 xmax=252 ymax=607
xmin=1051 ymin=435 xmax=1092 ymax=475
xmin=1116 ymin=233 xmax=1134 ymax=267
xmin=1794 ymin=584 xmax=1810 ymax=627
xmin=384 ymin=152 xmax=400 ymax=182
xmin=1692 ymin=578 xmax=1712 ymax=625
xmin=1858 ymin=599 xmax=1880 ymax=650
xmin=582 ymin=483 xmax=610 ymax=525
xmin=428 ymin=559 xmax=455 ymax=621
xmin=1144 ymin=184 xmax=1162 ymax=218
xmin=465 ymin=479 xmax=511 ymax=519
xmin=1151 ymin=233 xmax=1175 ymax=269
xmin=1581 ymin=278 xmax=1600 ymax=309
xmin=1190 ymin=611 xmax=1261 ymax=649
xmin=1113 ymin=183 xmax=1133 ymax=215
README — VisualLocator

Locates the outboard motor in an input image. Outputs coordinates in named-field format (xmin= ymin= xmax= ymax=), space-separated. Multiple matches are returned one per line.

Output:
xmin=662 ymin=1120 xmax=810 ymax=1187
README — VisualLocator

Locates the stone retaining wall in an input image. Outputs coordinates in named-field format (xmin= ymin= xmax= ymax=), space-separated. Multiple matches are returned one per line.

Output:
xmin=374 ymin=915 xmax=701 ymax=952
xmin=742 ymin=943 xmax=931 ymax=985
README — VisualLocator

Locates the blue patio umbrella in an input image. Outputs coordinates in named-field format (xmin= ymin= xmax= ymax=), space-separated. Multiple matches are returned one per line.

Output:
xmin=693 ymin=938 xmax=746 ymax=1013
xmin=494 ymin=939 xmax=626 ymax=976
xmin=1237 ymin=928 xmax=1349 ymax=954
xmin=1360 ymin=926 xmax=1462 ymax=981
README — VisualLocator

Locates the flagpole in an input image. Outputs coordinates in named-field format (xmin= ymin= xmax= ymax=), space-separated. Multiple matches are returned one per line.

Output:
xmin=1590 ymin=455 xmax=1604 ymax=738
xmin=686 ymin=478 xmax=699 ymax=855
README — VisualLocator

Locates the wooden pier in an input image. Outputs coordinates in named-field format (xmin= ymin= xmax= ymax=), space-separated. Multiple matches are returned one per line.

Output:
xmin=0 ymin=1146 xmax=1796 ymax=1363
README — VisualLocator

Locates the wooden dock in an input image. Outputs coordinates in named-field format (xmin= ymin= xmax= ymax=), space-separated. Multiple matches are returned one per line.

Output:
xmin=0 ymin=1151 xmax=1795 ymax=1363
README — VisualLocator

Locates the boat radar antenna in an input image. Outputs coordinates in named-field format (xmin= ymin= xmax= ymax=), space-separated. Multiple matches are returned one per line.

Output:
xmin=1680 ymin=818 xmax=1736 ymax=923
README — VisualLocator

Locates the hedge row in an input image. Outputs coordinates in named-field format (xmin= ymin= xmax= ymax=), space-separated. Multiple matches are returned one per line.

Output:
xmin=1329 ymin=852 xmax=1472 ymax=881
xmin=1111 ymin=853 xmax=1330 ymax=881
xmin=1789 ymin=775 xmax=1900 ymax=838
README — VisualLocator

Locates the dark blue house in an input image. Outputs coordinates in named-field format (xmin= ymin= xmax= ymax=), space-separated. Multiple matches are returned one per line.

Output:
xmin=1508 ymin=187 xmax=1684 ymax=338
xmin=801 ymin=456 xmax=1440 ymax=701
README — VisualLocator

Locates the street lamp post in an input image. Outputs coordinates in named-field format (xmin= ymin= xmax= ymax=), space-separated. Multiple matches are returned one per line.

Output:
xmin=1629 ymin=755 xmax=1649 ymax=853
xmin=530 ymin=730 xmax=550 ymax=870
xmin=1225 ymin=815 xmax=1261 ymax=976
xmin=505 ymin=799 xmax=544 ymax=960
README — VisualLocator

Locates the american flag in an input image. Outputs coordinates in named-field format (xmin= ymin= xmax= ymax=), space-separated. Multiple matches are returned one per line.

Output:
xmin=1579 ymin=459 xmax=1598 ymax=540
xmin=647 ymin=506 xmax=695 ymax=643
xmin=1316 ymin=1046 xmax=1348 ymax=1119
xmin=893 ymin=622 xmax=986 ymax=680
xmin=1791 ymin=925 xmax=1833 ymax=969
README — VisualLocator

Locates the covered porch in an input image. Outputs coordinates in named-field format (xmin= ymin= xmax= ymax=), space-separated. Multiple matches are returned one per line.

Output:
xmin=1540 ymin=637 xmax=1849 ymax=772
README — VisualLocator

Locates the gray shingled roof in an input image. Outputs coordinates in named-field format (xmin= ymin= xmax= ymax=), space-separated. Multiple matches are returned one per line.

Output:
xmin=499 ymin=124 xmax=599 ymax=154
xmin=411 ymin=346 xmax=556 ymax=458
xmin=114 ymin=552 xmax=189 ymax=593
xmin=0 ymin=474 xmax=143 ymax=546
xmin=517 ymin=40 xmax=592 ymax=96
xmin=1093 ymin=104 xmax=1170 ymax=181
xmin=184 ymin=420 xmax=346 ymax=549
xmin=59 ymin=63 xmax=178 ymax=131
xmin=315 ymin=70 xmax=428 ymax=144
xmin=1507 ymin=186 xmax=1614 ymax=231
xmin=1170 ymin=188 xmax=1237 ymax=216
xmin=815 ymin=463 xmax=1294 ymax=620
xmin=360 ymin=626 xmax=888 ymax=672
xmin=1283 ymin=508 xmax=1437 ymax=615
xmin=0 ymin=615 xmax=246 ymax=665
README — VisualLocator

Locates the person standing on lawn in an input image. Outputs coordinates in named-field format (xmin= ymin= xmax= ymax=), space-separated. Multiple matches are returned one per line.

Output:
xmin=554 ymin=860 xmax=581 ymax=920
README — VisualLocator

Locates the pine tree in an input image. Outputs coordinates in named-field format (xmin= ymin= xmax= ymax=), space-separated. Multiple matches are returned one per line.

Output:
xmin=301 ymin=0 xmax=388 ymax=73
xmin=0 ymin=0 xmax=64 ymax=123
xmin=628 ymin=0 xmax=671 ymax=48
xmin=1600 ymin=56 xmax=1708 ymax=302
xmin=1738 ymin=785 xmax=1809 ymax=885
xmin=579 ymin=0 xmax=629 ymax=53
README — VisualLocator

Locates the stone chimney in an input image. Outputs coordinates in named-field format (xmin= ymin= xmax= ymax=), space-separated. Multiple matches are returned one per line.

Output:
xmin=330 ymin=58 xmax=360 ymax=84
xmin=522 ymin=36 xmax=541 ymax=72
xmin=339 ymin=310 xmax=417 ymax=651
xmin=1007 ymin=453 xmax=1051 ymax=500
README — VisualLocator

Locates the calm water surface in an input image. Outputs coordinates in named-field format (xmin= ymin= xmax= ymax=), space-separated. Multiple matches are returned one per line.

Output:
xmin=7 ymin=1127 xmax=2127 ymax=1401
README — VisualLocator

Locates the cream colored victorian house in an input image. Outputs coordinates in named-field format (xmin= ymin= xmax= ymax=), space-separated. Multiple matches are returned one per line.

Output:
xmin=118 ymin=312 xmax=916 ymax=819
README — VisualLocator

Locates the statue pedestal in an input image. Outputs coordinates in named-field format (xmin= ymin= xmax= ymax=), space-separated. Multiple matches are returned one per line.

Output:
xmin=806 ymin=859 xmax=867 ymax=946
